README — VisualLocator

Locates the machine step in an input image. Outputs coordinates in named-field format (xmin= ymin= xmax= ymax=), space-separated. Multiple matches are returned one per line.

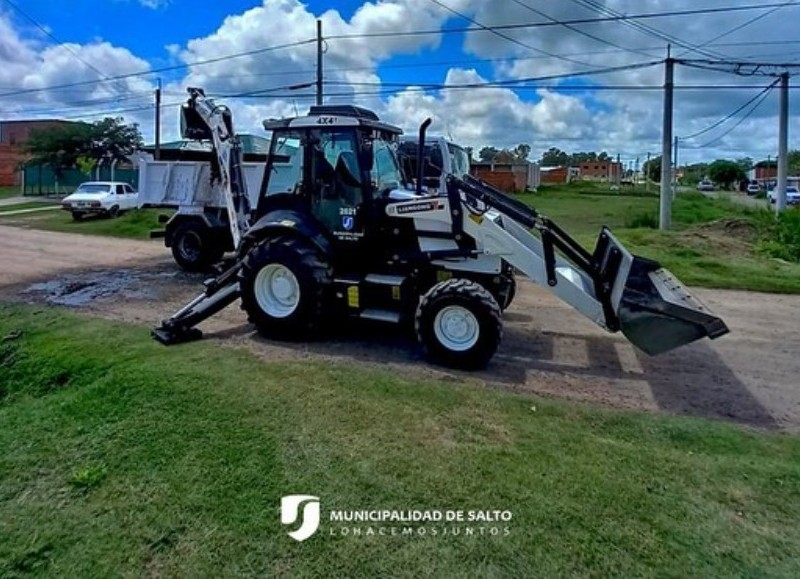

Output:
xmin=364 ymin=273 xmax=406 ymax=286
xmin=359 ymin=308 xmax=402 ymax=324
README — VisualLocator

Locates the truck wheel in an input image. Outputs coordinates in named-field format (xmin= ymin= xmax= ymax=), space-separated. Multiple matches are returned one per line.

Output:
xmin=71 ymin=212 xmax=83 ymax=221
xmin=108 ymin=205 xmax=120 ymax=218
xmin=415 ymin=279 xmax=502 ymax=370
xmin=239 ymin=236 xmax=330 ymax=340
xmin=170 ymin=222 xmax=224 ymax=272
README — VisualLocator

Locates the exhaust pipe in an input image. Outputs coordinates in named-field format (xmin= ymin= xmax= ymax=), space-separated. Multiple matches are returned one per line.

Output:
xmin=416 ymin=118 xmax=432 ymax=196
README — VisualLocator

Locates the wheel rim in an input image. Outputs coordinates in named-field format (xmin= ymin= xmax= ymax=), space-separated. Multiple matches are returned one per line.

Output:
xmin=254 ymin=263 xmax=300 ymax=318
xmin=433 ymin=305 xmax=479 ymax=352
xmin=178 ymin=231 xmax=202 ymax=262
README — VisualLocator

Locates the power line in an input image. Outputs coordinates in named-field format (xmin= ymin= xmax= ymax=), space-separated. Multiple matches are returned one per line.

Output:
xmin=425 ymin=0 xmax=595 ymax=68
xmin=679 ymin=0 xmax=799 ymax=58
xmin=0 ymin=0 xmax=112 ymax=82
xmin=566 ymin=0 xmax=727 ymax=60
xmin=680 ymin=79 xmax=780 ymax=140
xmin=688 ymin=84 xmax=776 ymax=149
xmin=0 ymin=38 xmax=316 ymax=99
xmin=325 ymin=4 xmax=794 ymax=41
xmin=508 ymin=0 xmax=656 ymax=59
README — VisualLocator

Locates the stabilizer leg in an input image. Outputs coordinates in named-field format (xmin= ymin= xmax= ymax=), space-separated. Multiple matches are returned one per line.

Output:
xmin=153 ymin=263 xmax=242 ymax=345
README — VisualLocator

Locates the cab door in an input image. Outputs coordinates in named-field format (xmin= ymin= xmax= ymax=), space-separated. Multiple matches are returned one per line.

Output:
xmin=307 ymin=129 xmax=367 ymax=247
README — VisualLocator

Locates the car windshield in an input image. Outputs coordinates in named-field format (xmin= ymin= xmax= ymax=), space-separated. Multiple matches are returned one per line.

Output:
xmin=75 ymin=184 xmax=110 ymax=194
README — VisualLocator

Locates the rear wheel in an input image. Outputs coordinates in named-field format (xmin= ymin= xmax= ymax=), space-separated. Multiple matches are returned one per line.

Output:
xmin=415 ymin=279 xmax=502 ymax=370
xmin=170 ymin=221 xmax=224 ymax=272
xmin=239 ymin=236 xmax=330 ymax=340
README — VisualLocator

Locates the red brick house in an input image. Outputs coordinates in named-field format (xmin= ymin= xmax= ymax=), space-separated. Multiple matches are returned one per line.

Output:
xmin=579 ymin=161 xmax=623 ymax=182
xmin=0 ymin=119 xmax=75 ymax=186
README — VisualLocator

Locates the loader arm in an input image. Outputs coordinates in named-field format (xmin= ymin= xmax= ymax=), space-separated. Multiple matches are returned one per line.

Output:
xmin=389 ymin=174 xmax=729 ymax=355
xmin=181 ymin=87 xmax=251 ymax=249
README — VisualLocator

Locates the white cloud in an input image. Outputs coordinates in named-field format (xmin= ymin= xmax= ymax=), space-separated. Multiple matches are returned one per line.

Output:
xmin=1 ymin=0 xmax=799 ymax=162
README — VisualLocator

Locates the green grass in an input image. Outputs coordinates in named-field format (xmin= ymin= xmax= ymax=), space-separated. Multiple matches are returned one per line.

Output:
xmin=0 ymin=208 xmax=167 ymax=240
xmin=0 ymin=186 xmax=20 ymax=199
xmin=1 ymin=304 xmax=799 ymax=576
xmin=524 ymin=183 xmax=800 ymax=293
xmin=0 ymin=201 xmax=60 ymax=213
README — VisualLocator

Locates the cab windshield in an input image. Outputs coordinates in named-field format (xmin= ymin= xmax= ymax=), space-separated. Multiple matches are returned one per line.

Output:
xmin=371 ymin=137 xmax=403 ymax=195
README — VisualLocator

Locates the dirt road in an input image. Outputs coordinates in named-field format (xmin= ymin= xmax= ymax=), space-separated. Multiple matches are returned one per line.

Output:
xmin=2 ymin=224 xmax=799 ymax=432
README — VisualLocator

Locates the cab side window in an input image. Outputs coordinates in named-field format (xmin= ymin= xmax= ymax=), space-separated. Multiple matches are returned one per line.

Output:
xmin=116 ymin=185 xmax=125 ymax=195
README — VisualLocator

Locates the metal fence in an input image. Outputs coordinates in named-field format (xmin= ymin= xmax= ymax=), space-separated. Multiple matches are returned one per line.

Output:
xmin=22 ymin=165 xmax=138 ymax=196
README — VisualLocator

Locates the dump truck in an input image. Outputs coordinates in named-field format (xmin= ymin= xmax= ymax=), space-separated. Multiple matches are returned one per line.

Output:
xmin=153 ymin=88 xmax=729 ymax=370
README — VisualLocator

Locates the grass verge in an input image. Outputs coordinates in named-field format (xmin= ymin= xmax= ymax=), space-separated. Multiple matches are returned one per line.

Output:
xmin=0 ymin=208 xmax=167 ymax=240
xmin=1 ymin=304 xmax=799 ymax=576
xmin=524 ymin=184 xmax=800 ymax=293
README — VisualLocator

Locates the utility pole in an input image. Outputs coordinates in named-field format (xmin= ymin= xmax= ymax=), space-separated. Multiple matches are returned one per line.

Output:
xmin=616 ymin=153 xmax=621 ymax=188
xmin=776 ymin=72 xmax=790 ymax=212
xmin=154 ymin=78 xmax=162 ymax=161
xmin=660 ymin=48 xmax=675 ymax=230
xmin=645 ymin=152 xmax=651 ymax=192
xmin=672 ymin=136 xmax=679 ymax=199
xmin=316 ymin=20 xmax=324 ymax=106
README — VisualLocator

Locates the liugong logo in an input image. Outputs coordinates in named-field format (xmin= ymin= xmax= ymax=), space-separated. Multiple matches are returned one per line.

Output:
xmin=280 ymin=495 xmax=321 ymax=542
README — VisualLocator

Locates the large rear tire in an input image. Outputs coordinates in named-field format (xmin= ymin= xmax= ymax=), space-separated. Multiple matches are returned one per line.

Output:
xmin=415 ymin=279 xmax=502 ymax=370
xmin=170 ymin=221 xmax=224 ymax=272
xmin=239 ymin=236 xmax=330 ymax=340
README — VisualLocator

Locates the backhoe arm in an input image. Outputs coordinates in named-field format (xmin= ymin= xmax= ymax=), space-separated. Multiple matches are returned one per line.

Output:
xmin=181 ymin=87 xmax=251 ymax=249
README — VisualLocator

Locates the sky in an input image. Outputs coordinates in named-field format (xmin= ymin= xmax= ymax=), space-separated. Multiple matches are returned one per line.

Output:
xmin=2 ymin=0 xmax=800 ymax=167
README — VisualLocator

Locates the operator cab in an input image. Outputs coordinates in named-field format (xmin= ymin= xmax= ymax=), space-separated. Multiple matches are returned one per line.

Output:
xmin=259 ymin=106 xmax=410 ymax=251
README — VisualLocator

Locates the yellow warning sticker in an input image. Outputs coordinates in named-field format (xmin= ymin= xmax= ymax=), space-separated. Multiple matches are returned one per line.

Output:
xmin=469 ymin=213 xmax=484 ymax=225
xmin=347 ymin=286 xmax=360 ymax=308
xmin=392 ymin=286 xmax=401 ymax=301
xmin=437 ymin=270 xmax=453 ymax=282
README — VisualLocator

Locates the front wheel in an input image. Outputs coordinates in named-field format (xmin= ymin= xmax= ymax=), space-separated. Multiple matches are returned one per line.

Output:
xmin=107 ymin=205 xmax=120 ymax=218
xmin=239 ymin=236 xmax=330 ymax=340
xmin=71 ymin=212 xmax=83 ymax=221
xmin=415 ymin=279 xmax=502 ymax=370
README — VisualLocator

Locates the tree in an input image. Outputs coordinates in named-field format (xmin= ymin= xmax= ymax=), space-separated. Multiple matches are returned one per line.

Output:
xmin=541 ymin=147 xmax=569 ymax=167
xmin=478 ymin=146 xmax=500 ymax=163
xmin=512 ymin=143 xmax=531 ymax=161
xmin=26 ymin=117 xmax=143 ymax=173
xmin=788 ymin=150 xmax=800 ymax=175
xmin=735 ymin=157 xmax=754 ymax=174
xmin=643 ymin=155 xmax=662 ymax=182
xmin=707 ymin=159 xmax=746 ymax=190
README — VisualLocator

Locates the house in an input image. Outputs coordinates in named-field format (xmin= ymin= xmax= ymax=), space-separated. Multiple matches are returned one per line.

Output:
xmin=0 ymin=119 xmax=76 ymax=187
xmin=540 ymin=166 xmax=568 ymax=184
xmin=748 ymin=160 xmax=778 ymax=188
xmin=579 ymin=161 xmax=623 ymax=182
xmin=471 ymin=161 xmax=540 ymax=193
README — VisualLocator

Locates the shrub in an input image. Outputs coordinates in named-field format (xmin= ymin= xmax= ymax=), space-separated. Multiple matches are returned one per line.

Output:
xmin=625 ymin=211 xmax=658 ymax=229
xmin=754 ymin=209 xmax=800 ymax=262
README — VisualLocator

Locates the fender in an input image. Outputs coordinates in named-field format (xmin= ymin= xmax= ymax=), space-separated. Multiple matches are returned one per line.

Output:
xmin=242 ymin=209 xmax=332 ymax=256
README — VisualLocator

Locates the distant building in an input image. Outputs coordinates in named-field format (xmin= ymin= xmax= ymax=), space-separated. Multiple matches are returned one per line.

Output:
xmin=140 ymin=134 xmax=272 ymax=162
xmin=0 ymin=119 xmax=76 ymax=187
xmin=579 ymin=161 xmax=623 ymax=182
xmin=748 ymin=161 xmax=778 ymax=187
xmin=540 ymin=166 xmax=568 ymax=184
xmin=471 ymin=161 xmax=540 ymax=193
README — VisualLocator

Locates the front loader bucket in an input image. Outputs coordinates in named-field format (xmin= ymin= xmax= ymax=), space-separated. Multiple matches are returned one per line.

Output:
xmin=597 ymin=229 xmax=729 ymax=355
